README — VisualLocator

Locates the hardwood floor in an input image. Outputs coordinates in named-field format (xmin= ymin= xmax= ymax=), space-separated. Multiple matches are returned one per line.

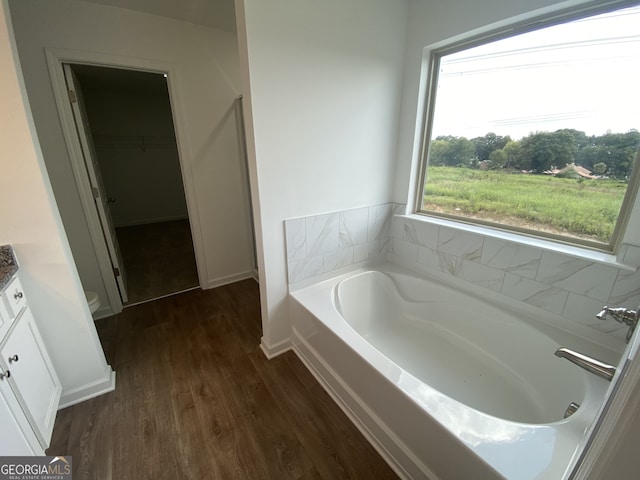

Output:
xmin=47 ymin=280 xmax=398 ymax=480
xmin=116 ymin=219 xmax=199 ymax=305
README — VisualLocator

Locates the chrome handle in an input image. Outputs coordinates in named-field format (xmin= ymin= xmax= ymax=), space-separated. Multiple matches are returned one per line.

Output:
xmin=596 ymin=306 xmax=636 ymax=325
xmin=107 ymin=197 xmax=116 ymax=204
xmin=0 ymin=370 xmax=10 ymax=380
xmin=8 ymin=354 xmax=18 ymax=364
xmin=595 ymin=306 xmax=609 ymax=320
xmin=13 ymin=291 xmax=23 ymax=300
xmin=596 ymin=305 xmax=640 ymax=343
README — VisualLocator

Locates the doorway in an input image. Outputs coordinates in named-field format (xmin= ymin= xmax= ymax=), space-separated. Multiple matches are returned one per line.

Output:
xmin=69 ymin=64 xmax=199 ymax=305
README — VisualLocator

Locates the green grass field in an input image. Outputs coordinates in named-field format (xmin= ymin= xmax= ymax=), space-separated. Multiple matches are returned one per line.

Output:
xmin=423 ymin=167 xmax=628 ymax=243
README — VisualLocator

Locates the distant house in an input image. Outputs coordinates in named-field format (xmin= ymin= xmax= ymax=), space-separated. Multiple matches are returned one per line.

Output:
xmin=544 ymin=163 xmax=597 ymax=179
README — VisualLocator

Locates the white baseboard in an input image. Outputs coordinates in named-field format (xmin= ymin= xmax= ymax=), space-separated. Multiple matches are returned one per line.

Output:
xmin=92 ymin=306 xmax=115 ymax=320
xmin=259 ymin=336 xmax=291 ymax=359
xmin=58 ymin=367 xmax=116 ymax=409
xmin=206 ymin=271 xmax=255 ymax=289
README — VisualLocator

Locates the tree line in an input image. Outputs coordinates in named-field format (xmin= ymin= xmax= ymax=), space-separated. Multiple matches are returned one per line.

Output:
xmin=429 ymin=129 xmax=640 ymax=179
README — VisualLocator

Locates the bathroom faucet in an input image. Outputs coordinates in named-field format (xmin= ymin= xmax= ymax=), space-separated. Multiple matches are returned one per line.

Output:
xmin=596 ymin=305 xmax=640 ymax=343
xmin=554 ymin=347 xmax=616 ymax=381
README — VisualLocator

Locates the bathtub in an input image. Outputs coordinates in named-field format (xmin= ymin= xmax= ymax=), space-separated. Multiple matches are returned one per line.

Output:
xmin=289 ymin=263 xmax=616 ymax=480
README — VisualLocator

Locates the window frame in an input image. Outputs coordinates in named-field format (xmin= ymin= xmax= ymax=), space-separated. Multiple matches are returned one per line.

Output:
xmin=415 ymin=0 xmax=640 ymax=253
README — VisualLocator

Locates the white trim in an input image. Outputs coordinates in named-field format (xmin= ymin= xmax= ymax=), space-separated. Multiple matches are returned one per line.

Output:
xmin=92 ymin=307 xmax=114 ymax=321
xmin=234 ymin=0 xmax=270 ymax=359
xmin=259 ymin=336 xmax=291 ymax=359
xmin=58 ymin=368 xmax=116 ymax=409
xmin=206 ymin=271 xmax=255 ymax=290
xmin=43 ymin=47 xmax=208 ymax=308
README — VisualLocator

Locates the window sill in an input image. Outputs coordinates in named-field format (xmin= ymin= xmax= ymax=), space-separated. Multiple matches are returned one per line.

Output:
xmin=399 ymin=213 xmax=636 ymax=272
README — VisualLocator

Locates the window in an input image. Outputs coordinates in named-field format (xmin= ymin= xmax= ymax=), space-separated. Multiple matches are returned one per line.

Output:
xmin=418 ymin=3 xmax=640 ymax=251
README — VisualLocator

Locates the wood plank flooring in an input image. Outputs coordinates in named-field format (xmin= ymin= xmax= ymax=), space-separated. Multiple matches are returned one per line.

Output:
xmin=116 ymin=219 xmax=199 ymax=305
xmin=47 ymin=280 xmax=398 ymax=480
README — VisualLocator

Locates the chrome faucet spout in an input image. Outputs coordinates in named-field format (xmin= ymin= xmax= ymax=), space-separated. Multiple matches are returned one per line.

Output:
xmin=554 ymin=347 xmax=616 ymax=382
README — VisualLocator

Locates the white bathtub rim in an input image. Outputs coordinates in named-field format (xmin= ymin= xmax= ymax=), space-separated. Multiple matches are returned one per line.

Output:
xmin=290 ymin=292 xmax=598 ymax=480
xmin=291 ymin=263 xmax=610 ymax=427
xmin=290 ymin=262 xmax=612 ymax=480
xmin=332 ymin=268 xmax=590 ymax=424
xmin=291 ymin=317 xmax=610 ymax=480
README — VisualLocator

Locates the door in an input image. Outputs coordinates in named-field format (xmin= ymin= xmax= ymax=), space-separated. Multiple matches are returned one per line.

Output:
xmin=63 ymin=64 xmax=128 ymax=303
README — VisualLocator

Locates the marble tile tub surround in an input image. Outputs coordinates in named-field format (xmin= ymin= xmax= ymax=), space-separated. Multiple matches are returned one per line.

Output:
xmin=389 ymin=215 xmax=640 ymax=343
xmin=0 ymin=244 xmax=18 ymax=290
xmin=284 ymin=203 xmax=404 ymax=284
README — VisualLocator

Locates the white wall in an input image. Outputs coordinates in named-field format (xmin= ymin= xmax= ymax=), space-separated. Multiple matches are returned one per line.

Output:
xmin=83 ymin=89 xmax=189 ymax=227
xmin=237 ymin=0 xmax=409 ymax=353
xmin=8 ymin=0 xmax=255 ymax=314
xmin=0 ymin=0 xmax=113 ymax=406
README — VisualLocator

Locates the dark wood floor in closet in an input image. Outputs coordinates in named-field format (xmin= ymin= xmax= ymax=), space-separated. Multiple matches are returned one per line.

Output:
xmin=47 ymin=280 xmax=398 ymax=479
xmin=116 ymin=219 xmax=199 ymax=305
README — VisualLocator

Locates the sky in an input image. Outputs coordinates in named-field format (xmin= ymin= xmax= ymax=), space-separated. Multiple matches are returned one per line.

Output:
xmin=432 ymin=5 xmax=640 ymax=140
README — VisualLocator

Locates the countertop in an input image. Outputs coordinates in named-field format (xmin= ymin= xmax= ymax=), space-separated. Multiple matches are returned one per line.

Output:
xmin=0 ymin=245 xmax=19 ymax=290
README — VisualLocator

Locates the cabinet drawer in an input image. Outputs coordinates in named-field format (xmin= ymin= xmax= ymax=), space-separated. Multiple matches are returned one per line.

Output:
xmin=3 ymin=276 xmax=26 ymax=319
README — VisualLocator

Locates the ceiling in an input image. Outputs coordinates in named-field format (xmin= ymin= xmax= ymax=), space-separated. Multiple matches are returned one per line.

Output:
xmin=79 ymin=0 xmax=237 ymax=32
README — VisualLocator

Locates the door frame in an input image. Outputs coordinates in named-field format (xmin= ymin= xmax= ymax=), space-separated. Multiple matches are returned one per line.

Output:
xmin=45 ymin=48 xmax=206 ymax=314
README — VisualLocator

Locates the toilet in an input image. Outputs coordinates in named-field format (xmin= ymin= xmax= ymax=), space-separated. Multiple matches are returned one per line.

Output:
xmin=85 ymin=290 xmax=101 ymax=314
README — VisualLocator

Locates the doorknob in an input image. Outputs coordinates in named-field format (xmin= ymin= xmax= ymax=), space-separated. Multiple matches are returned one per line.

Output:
xmin=107 ymin=197 xmax=116 ymax=204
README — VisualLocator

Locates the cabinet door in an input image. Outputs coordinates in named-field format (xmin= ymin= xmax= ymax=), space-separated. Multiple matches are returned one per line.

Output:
xmin=1 ymin=308 xmax=62 ymax=448
xmin=0 ymin=300 xmax=8 ymax=342
xmin=0 ymin=379 xmax=42 ymax=455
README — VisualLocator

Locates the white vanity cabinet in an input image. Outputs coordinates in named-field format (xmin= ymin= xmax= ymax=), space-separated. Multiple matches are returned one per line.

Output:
xmin=0 ymin=274 xmax=62 ymax=454
xmin=0 ymin=371 xmax=42 ymax=455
